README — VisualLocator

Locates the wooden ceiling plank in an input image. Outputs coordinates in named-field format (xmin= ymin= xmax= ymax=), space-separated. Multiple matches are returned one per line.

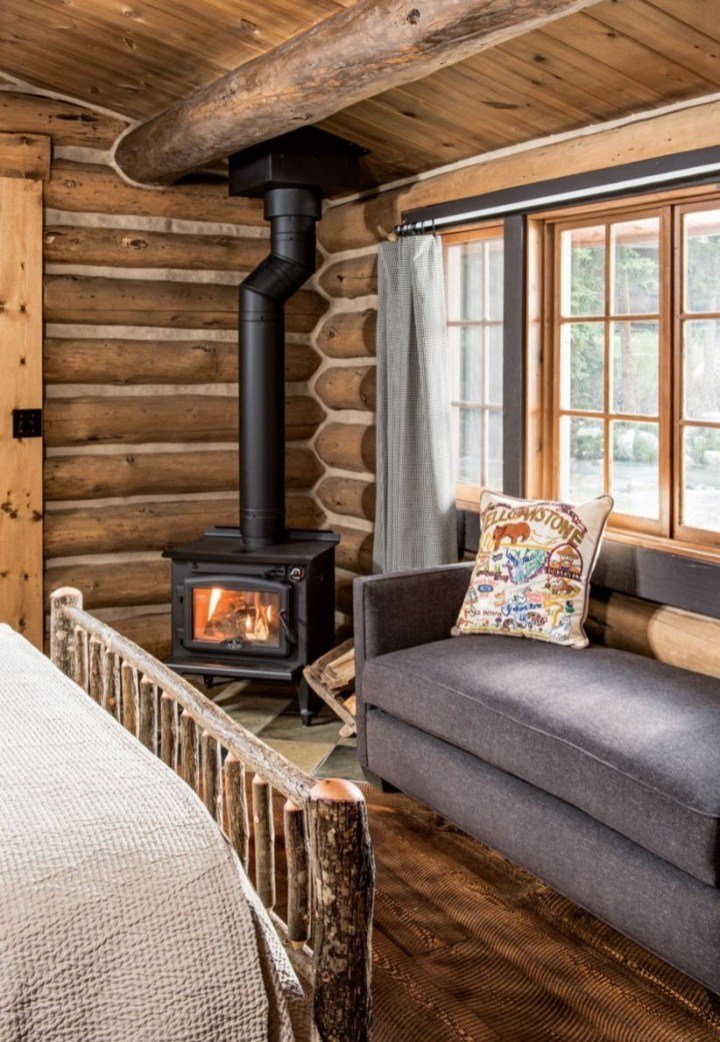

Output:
xmin=1 ymin=0 xmax=351 ymax=120
xmin=361 ymin=65 xmax=606 ymax=175
xmin=374 ymin=77 xmax=558 ymax=153
xmin=324 ymin=80 xmax=538 ymax=173
xmin=588 ymin=0 xmax=720 ymax=88
xmin=321 ymin=105 xmax=452 ymax=174
xmin=645 ymin=0 xmax=720 ymax=41
xmin=7 ymin=0 xmax=255 ymax=64
xmin=0 ymin=39 xmax=208 ymax=122
xmin=501 ymin=28 xmax=667 ymax=109
xmin=0 ymin=8 xmax=226 ymax=120
xmin=542 ymin=10 xmax=715 ymax=97
xmin=114 ymin=0 xmax=604 ymax=185
xmin=353 ymin=75 xmax=544 ymax=151
xmin=464 ymin=44 xmax=631 ymax=122
xmin=439 ymin=50 xmax=607 ymax=125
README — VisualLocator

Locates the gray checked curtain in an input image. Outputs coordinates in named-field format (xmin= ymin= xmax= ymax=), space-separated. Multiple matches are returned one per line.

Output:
xmin=373 ymin=235 xmax=458 ymax=573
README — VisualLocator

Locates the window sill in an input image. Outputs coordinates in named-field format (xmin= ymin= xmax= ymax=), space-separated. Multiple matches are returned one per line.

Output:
xmin=604 ymin=528 xmax=720 ymax=567
xmin=456 ymin=500 xmax=720 ymax=569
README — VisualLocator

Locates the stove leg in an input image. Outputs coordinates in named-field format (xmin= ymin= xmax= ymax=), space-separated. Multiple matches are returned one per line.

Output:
xmin=297 ymin=677 xmax=319 ymax=727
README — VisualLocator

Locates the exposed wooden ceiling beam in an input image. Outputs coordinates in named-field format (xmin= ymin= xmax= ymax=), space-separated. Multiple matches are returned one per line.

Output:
xmin=114 ymin=0 xmax=602 ymax=186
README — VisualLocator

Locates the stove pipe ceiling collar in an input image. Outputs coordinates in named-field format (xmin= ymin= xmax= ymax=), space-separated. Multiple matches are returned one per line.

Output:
xmin=229 ymin=128 xmax=366 ymax=549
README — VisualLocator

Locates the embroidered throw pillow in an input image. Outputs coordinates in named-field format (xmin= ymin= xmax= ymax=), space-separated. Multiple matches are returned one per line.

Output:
xmin=453 ymin=492 xmax=613 ymax=648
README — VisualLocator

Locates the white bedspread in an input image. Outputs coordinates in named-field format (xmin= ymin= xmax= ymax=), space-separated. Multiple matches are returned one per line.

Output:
xmin=0 ymin=625 xmax=306 ymax=1042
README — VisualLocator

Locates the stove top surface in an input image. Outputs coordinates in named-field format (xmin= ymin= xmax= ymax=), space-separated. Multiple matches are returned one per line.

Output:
xmin=163 ymin=527 xmax=340 ymax=564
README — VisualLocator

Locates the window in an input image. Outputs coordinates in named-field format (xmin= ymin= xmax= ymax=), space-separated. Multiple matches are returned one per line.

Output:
xmin=443 ymin=226 xmax=504 ymax=503
xmin=547 ymin=195 xmax=720 ymax=555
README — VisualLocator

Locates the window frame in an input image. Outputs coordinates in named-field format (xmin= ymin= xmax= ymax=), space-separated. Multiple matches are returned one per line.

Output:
xmin=540 ymin=190 xmax=720 ymax=559
xmin=442 ymin=221 xmax=505 ymax=508
xmin=549 ymin=205 xmax=672 ymax=540
xmin=672 ymin=198 xmax=720 ymax=552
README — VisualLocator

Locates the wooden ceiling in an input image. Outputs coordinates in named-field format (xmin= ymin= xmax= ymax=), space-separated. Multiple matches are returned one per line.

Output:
xmin=3 ymin=0 xmax=720 ymax=186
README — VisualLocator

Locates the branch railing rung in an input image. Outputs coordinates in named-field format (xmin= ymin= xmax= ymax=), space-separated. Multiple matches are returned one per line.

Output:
xmin=50 ymin=587 xmax=374 ymax=1042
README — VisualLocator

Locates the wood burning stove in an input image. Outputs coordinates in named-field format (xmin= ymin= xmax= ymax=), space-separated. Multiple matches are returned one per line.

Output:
xmin=164 ymin=129 xmax=364 ymax=724
xmin=165 ymin=527 xmax=338 ymax=722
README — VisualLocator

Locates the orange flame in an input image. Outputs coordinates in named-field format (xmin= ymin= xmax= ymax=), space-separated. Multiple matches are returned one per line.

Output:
xmin=207 ymin=586 xmax=223 ymax=622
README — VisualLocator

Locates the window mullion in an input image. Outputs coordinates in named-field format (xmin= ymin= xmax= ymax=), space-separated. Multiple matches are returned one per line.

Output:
xmin=604 ymin=222 xmax=611 ymax=499
xmin=664 ymin=204 xmax=675 ymax=540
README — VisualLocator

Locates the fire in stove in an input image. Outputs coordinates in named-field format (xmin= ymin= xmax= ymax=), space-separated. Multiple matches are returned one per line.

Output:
xmin=192 ymin=586 xmax=281 ymax=647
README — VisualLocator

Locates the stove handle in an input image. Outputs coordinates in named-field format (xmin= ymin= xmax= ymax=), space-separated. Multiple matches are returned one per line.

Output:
xmin=278 ymin=609 xmax=298 ymax=647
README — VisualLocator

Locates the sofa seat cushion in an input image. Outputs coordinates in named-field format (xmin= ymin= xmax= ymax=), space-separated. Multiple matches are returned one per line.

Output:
xmin=361 ymin=637 xmax=720 ymax=886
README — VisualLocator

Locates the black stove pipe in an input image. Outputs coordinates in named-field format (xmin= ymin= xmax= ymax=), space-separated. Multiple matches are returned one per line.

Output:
xmin=239 ymin=185 xmax=321 ymax=548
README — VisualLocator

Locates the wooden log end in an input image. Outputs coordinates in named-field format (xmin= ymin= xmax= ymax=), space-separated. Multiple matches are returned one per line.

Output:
xmin=310 ymin=778 xmax=364 ymax=804
xmin=50 ymin=585 xmax=83 ymax=605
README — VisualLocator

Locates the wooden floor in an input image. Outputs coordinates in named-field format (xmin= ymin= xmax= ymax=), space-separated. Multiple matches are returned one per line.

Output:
xmin=365 ymin=788 xmax=720 ymax=1042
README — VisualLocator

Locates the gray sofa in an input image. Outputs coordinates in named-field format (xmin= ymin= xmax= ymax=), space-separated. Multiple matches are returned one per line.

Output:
xmin=354 ymin=563 xmax=720 ymax=995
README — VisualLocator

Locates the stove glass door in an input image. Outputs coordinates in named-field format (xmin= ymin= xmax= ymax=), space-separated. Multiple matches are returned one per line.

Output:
xmin=189 ymin=581 xmax=287 ymax=654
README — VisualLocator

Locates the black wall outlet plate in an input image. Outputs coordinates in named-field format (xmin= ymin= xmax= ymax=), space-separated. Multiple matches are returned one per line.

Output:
xmin=12 ymin=408 xmax=43 ymax=439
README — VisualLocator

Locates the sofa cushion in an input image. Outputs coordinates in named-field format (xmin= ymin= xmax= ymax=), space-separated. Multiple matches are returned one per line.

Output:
xmin=361 ymin=637 xmax=720 ymax=886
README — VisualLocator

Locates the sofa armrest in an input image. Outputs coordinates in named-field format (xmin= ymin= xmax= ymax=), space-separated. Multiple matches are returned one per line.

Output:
xmin=353 ymin=562 xmax=473 ymax=677
xmin=353 ymin=564 xmax=473 ymax=767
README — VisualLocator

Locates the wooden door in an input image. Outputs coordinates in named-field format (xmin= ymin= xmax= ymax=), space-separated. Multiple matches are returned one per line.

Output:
xmin=0 ymin=134 xmax=49 ymax=647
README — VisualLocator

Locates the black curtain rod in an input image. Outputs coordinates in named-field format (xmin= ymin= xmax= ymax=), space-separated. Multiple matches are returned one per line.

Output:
xmin=393 ymin=145 xmax=720 ymax=236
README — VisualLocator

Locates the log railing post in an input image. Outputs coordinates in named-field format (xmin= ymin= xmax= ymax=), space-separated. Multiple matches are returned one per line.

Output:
xmin=201 ymin=731 xmax=221 ymax=822
xmin=308 ymin=779 xmax=374 ymax=1042
xmin=88 ymin=636 xmax=103 ymax=703
xmin=252 ymin=774 xmax=275 ymax=910
xmin=180 ymin=710 xmax=199 ymax=790
xmin=160 ymin=692 xmax=176 ymax=769
xmin=50 ymin=587 xmax=83 ymax=678
xmin=284 ymin=800 xmax=310 ymax=949
xmin=223 ymin=753 xmax=249 ymax=871
xmin=121 ymin=662 xmax=138 ymax=735
xmin=102 ymin=650 xmax=118 ymax=716
xmin=73 ymin=625 xmax=88 ymax=691
xmin=138 ymin=676 xmax=157 ymax=752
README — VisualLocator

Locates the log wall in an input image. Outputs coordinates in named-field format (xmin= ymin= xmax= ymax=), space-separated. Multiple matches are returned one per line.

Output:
xmin=0 ymin=87 xmax=328 ymax=658
xmin=311 ymin=241 xmax=378 ymax=629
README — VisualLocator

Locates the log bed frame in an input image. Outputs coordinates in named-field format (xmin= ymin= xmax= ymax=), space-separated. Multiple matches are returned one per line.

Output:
xmin=49 ymin=587 xmax=374 ymax=1042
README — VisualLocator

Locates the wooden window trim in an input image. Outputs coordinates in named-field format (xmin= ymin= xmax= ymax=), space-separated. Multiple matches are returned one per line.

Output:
xmin=442 ymin=222 xmax=503 ymax=246
xmin=531 ymin=189 xmax=720 ymax=564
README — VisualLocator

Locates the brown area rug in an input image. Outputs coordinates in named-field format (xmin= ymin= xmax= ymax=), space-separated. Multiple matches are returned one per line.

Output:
xmin=362 ymin=785 xmax=720 ymax=1042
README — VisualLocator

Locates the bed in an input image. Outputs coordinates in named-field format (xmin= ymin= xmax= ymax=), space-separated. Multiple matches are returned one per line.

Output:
xmin=0 ymin=587 xmax=373 ymax=1042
